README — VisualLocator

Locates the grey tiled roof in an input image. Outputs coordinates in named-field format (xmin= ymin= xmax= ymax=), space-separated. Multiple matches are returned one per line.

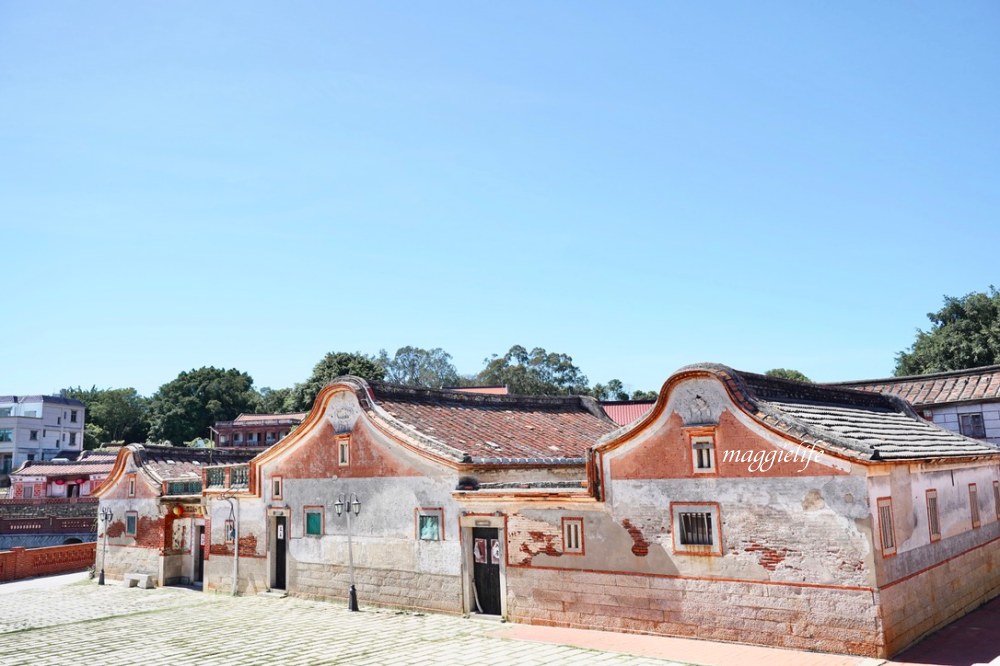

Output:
xmin=685 ymin=364 xmax=1000 ymax=462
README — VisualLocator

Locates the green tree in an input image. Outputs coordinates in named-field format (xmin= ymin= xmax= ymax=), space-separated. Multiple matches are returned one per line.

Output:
xmin=630 ymin=389 xmax=658 ymax=401
xmin=89 ymin=388 xmax=149 ymax=442
xmin=378 ymin=346 xmax=460 ymax=388
xmin=895 ymin=287 xmax=1000 ymax=376
xmin=62 ymin=386 xmax=150 ymax=447
xmin=591 ymin=379 xmax=629 ymax=401
xmin=257 ymin=386 xmax=294 ymax=413
xmin=287 ymin=351 xmax=385 ymax=411
xmin=477 ymin=345 xmax=589 ymax=395
xmin=765 ymin=368 xmax=812 ymax=383
xmin=148 ymin=367 xmax=258 ymax=444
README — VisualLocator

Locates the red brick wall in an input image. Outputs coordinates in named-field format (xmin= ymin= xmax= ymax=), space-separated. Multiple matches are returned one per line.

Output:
xmin=272 ymin=419 xmax=423 ymax=480
xmin=0 ymin=543 xmax=96 ymax=582
xmin=610 ymin=411 xmax=847 ymax=479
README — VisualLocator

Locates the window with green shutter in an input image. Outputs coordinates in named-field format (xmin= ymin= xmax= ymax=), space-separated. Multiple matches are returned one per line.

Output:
xmin=305 ymin=508 xmax=323 ymax=536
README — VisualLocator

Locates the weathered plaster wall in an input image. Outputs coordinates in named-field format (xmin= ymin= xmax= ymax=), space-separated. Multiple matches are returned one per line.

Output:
xmin=868 ymin=461 xmax=1000 ymax=654
xmin=98 ymin=451 xmax=167 ymax=582
xmin=506 ymin=566 xmax=882 ymax=656
xmin=221 ymin=387 xmax=466 ymax=608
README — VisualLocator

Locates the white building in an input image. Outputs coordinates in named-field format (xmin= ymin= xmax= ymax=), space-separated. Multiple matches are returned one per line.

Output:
xmin=0 ymin=396 xmax=86 ymax=473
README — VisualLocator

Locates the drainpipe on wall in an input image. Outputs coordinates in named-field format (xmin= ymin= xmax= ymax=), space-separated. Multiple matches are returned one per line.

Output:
xmin=232 ymin=497 xmax=239 ymax=597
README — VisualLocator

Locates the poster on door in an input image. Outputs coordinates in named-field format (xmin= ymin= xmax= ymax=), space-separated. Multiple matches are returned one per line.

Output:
xmin=490 ymin=539 xmax=501 ymax=564
xmin=474 ymin=538 xmax=488 ymax=564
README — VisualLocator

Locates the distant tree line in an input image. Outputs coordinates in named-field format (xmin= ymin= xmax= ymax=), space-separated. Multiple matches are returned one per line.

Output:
xmin=67 ymin=286 xmax=998 ymax=449
xmin=62 ymin=345 xmax=659 ymax=449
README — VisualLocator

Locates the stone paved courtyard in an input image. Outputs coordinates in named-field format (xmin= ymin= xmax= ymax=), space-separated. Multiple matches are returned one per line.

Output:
xmin=0 ymin=579 xmax=688 ymax=665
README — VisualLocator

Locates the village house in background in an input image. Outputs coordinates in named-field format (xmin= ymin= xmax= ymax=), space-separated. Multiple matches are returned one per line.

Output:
xmin=0 ymin=449 xmax=117 ymax=549
xmin=600 ymin=400 xmax=655 ymax=426
xmin=92 ymin=445 xmax=263 ymax=586
xmin=8 ymin=449 xmax=117 ymax=500
xmin=0 ymin=395 xmax=85 ymax=476
xmin=831 ymin=365 xmax=1000 ymax=444
xmin=94 ymin=365 xmax=1000 ymax=659
xmin=210 ymin=412 xmax=306 ymax=447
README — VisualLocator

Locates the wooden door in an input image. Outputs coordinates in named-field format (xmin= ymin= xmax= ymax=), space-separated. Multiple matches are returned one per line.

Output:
xmin=194 ymin=525 xmax=204 ymax=583
xmin=273 ymin=516 xmax=287 ymax=589
xmin=472 ymin=527 xmax=501 ymax=615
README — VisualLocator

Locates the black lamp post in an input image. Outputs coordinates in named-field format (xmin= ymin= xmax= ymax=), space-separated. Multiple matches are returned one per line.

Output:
xmin=334 ymin=493 xmax=361 ymax=611
xmin=98 ymin=506 xmax=113 ymax=586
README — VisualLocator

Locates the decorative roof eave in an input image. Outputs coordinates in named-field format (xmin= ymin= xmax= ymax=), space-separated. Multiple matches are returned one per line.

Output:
xmin=453 ymin=490 xmax=595 ymax=502
xmin=91 ymin=444 xmax=141 ymax=499
xmin=469 ymin=456 xmax=584 ymax=467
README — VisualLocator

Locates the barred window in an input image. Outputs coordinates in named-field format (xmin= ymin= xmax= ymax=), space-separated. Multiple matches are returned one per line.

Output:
xmin=878 ymin=498 xmax=896 ymax=556
xmin=563 ymin=518 xmax=584 ymax=554
xmin=970 ymin=484 xmax=981 ymax=528
xmin=926 ymin=489 xmax=940 ymax=542
xmin=679 ymin=512 xmax=713 ymax=546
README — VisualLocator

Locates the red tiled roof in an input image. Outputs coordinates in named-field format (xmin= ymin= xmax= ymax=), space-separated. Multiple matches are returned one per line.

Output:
xmin=829 ymin=365 xmax=1000 ymax=407
xmin=446 ymin=386 xmax=509 ymax=395
xmin=369 ymin=384 xmax=617 ymax=464
xmin=233 ymin=412 xmax=306 ymax=424
xmin=601 ymin=401 xmax=655 ymax=426
xmin=10 ymin=460 xmax=114 ymax=477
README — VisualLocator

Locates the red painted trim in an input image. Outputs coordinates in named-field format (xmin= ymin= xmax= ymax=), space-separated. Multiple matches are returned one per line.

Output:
xmin=881 ymin=532 xmax=1000 ymax=590
xmin=508 ymin=562 xmax=874 ymax=593
xmin=670 ymin=501 xmax=723 ymax=557
xmin=561 ymin=517 xmax=585 ymax=555
xmin=877 ymin=496 xmax=896 ymax=558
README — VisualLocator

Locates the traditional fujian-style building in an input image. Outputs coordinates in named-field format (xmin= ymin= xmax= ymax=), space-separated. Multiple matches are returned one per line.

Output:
xmin=96 ymin=366 xmax=1000 ymax=658
xmin=92 ymin=445 xmax=262 ymax=585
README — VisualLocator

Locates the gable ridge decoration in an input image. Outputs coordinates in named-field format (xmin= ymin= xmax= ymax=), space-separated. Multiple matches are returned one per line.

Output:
xmin=91 ymin=444 xmax=153 ymax=498
xmin=591 ymin=363 xmax=1000 ymax=466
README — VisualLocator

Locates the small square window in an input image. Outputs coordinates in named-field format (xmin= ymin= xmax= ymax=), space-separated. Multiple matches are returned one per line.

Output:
xmin=225 ymin=519 xmax=236 ymax=544
xmin=970 ymin=484 xmax=981 ymax=528
xmin=691 ymin=436 xmax=715 ymax=474
xmin=926 ymin=489 xmax=940 ymax=542
xmin=29 ymin=431 xmax=37 ymax=441
xmin=416 ymin=508 xmax=443 ymax=541
xmin=125 ymin=512 xmax=137 ymax=537
xmin=305 ymin=507 xmax=323 ymax=536
xmin=960 ymin=413 xmax=987 ymax=439
xmin=272 ymin=477 xmax=282 ymax=500
xmin=563 ymin=518 xmax=584 ymax=554
xmin=671 ymin=503 xmax=722 ymax=555
xmin=70 ymin=410 xmax=78 ymax=423
xmin=878 ymin=497 xmax=896 ymax=556
xmin=338 ymin=436 xmax=350 ymax=466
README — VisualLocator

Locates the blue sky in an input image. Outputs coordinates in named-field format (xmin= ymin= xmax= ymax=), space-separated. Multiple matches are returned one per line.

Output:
xmin=3 ymin=3 xmax=999 ymax=397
